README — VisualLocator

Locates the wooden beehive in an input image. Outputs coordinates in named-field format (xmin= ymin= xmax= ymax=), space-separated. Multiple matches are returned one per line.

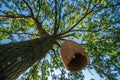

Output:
xmin=60 ymin=40 xmax=89 ymax=72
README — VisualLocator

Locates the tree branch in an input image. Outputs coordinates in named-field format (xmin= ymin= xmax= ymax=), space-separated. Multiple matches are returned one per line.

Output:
xmin=1 ymin=1 xmax=50 ymax=38
xmin=0 ymin=29 xmax=39 ymax=36
xmin=23 ymin=0 xmax=34 ymax=17
xmin=93 ymin=2 xmax=120 ymax=12
xmin=57 ymin=2 xmax=120 ymax=37
xmin=53 ymin=0 xmax=58 ymax=35
xmin=93 ymin=65 xmax=114 ymax=79
xmin=0 ymin=13 xmax=49 ymax=38
xmin=57 ymin=1 xmax=63 ymax=34
xmin=22 ymin=0 xmax=49 ymax=37
xmin=0 ymin=14 xmax=31 ymax=19
xmin=0 ymin=10 xmax=31 ymax=19
xmin=36 ymin=0 xmax=41 ymax=18
xmin=71 ymin=27 xmax=119 ymax=32
xmin=26 ymin=61 xmax=40 ymax=80
xmin=0 ymin=13 xmax=48 ymax=38
xmin=86 ymin=0 xmax=92 ymax=14
xmin=55 ymin=33 xmax=75 ymax=40
xmin=32 ymin=17 xmax=49 ymax=37
xmin=51 ymin=49 xmax=63 ymax=73
xmin=71 ymin=29 xmax=100 ymax=32
xmin=57 ymin=0 xmax=93 ymax=36
xmin=41 ymin=57 xmax=46 ymax=80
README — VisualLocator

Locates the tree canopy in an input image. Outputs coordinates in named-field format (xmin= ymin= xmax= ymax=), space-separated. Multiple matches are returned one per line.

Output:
xmin=0 ymin=0 xmax=120 ymax=80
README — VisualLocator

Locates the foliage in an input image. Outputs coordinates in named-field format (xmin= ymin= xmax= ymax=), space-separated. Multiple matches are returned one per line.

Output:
xmin=0 ymin=0 xmax=120 ymax=80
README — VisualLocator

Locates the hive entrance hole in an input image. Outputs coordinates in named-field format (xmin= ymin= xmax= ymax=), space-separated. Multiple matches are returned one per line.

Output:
xmin=68 ymin=53 xmax=87 ymax=71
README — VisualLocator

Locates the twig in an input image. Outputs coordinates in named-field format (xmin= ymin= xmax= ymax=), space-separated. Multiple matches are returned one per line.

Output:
xmin=55 ymin=33 xmax=75 ymax=40
xmin=90 ymin=0 xmax=102 ymax=11
xmin=41 ymin=57 xmax=45 ymax=80
xmin=51 ymin=49 xmax=66 ymax=80
xmin=26 ymin=61 xmax=40 ymax=80
xmin=51 ymin=49 xmax=63 ymax=72
xmin=87 ymin=68 xmax=94 ymax=75
xmin=36 ymin=0 xmax=41 ymax=18
xmin=55 ymin=41 xmax=61 ymax=48
xmin=86 ymin=0 xmax=92 ymax=14
xmin=57 ymin=1 xmax=62 ymax=34
xmin=0 ymin=9 xmax=31 ymax=19
xmin=0 ymin=30 xmax=39 ymax=36
xmin=0 ymin=14 xmax=31 ymax=19
xmin=23 ymin=0 xmax=34 ymax=17
xmin=93 ymin=64 xmax=114 ymax=79
xmin=93 ymin=2 xmax=120 ymax=12
xmin=0 ymin=10 xmax=7 ymax=14
xmin=53 ymin=0 xmax=58 ymax=35
xmin=71 ymin=29 xmax=101 ymax=32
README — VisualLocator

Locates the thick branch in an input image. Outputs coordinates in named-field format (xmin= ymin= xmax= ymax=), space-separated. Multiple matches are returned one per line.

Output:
xmin=22 ymin=0 xmax=49 ymax=37
xmin=32 ymin=17 xmax=49 ymax=37
xmin=0 ymin=13 xmax=49 ymax=38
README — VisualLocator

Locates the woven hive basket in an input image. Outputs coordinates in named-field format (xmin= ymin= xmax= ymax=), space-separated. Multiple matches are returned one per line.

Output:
xmin=60 ymin=40 xmax=89 ymax=72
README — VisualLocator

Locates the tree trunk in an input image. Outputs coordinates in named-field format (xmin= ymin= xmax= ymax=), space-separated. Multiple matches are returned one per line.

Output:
xmin=0 ymin=37 xmax=55 ymax=80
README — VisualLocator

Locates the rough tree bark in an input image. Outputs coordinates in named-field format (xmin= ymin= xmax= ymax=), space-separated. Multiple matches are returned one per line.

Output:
xmin=0 ymin=37 xmax=55 ymax=80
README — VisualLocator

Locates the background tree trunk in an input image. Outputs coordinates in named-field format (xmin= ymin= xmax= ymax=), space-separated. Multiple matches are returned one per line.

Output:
xmin=0 ymin=37 xmax=55 ymax=80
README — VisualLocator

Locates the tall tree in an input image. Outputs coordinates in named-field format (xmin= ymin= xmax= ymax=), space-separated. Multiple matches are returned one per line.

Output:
xmin=0 ymin=0 xmax=120 ymax=80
